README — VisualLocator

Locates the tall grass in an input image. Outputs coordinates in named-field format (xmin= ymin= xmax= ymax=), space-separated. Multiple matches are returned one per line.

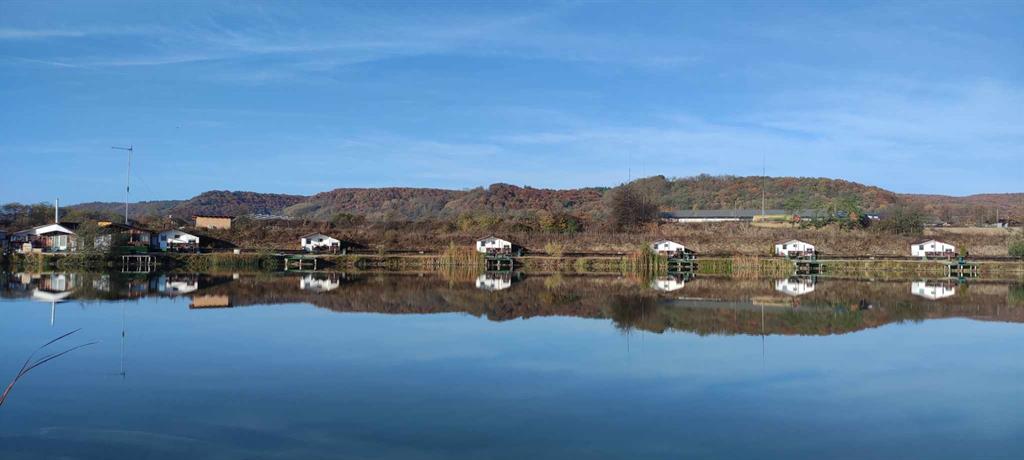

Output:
xmin=1 ymin=329 xmax=96 ymax=408
xmin=731 ymin=256 xmax=791 ymax=279
xmin=620 ymin=245 xmax=665 ymax=276
xmin=438 ymin=242 xmax=484 ymax=268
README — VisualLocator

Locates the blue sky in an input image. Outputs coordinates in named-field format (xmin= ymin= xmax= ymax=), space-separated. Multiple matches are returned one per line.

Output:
xmin=1 ymin=0 xmax=1022 ymax=204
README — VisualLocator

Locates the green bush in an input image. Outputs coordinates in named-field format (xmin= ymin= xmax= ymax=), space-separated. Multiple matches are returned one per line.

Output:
xmin=1010 ymin=237 xmax=1024 ymax=258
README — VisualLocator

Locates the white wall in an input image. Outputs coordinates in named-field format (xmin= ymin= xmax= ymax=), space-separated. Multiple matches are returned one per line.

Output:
xmin=158 ymin=231 xmax=200 ymax=250
xmin=775 ymin=240 xmax=815 ymax=256
xmin=911 ymin=241 xmax=955 ymax=257
xmin=476 ymin=238 xmax=512 ymax=253
xmin=302 ymin=235 xmax=341 ymax=251
xmin=651 ymin=241 xmax=686 ymax=253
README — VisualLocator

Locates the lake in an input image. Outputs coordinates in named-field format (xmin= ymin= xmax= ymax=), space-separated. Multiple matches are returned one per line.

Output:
xmin=2 ymin=272 xmax=1023 ymax=459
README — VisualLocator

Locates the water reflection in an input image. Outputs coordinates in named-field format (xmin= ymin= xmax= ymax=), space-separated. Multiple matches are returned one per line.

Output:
xmin=299 ymin=273 xmax=347 ymax=292
xmin=475 ymin=271 xmax=524 ymax=291
xmin=911 ymin=280 xmax=957 ymax=300
xmin=2 ymin=271 xmax=1022 ymax=336
xmin=774 ymin=276 xmax=816 ymax=296
xmin=650 ymin=273 xmax=693 ymax=292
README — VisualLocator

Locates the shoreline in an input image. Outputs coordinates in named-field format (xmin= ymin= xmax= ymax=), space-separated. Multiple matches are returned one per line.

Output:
xmin=5 ymin=251 xmax=1023 ymax=279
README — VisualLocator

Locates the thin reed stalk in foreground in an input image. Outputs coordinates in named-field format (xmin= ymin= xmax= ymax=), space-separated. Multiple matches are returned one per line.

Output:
xmin=0 ymin=328 xmax=97 ymax=407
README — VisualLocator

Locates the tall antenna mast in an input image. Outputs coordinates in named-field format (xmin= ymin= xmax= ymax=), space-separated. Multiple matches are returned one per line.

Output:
xmin=112 ymin=145 xmax=133 ymax=224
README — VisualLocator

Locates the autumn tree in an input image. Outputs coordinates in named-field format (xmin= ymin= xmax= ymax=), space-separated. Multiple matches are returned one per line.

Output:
xmin=874 ymin=204 xmax=927 ymax=236
xmin=608 ymin=185 xmax=659 ymax=231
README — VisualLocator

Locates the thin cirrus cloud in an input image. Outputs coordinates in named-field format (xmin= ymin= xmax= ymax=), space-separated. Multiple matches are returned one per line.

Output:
xmin=0 ymin=2 xmax=1021 ymax=202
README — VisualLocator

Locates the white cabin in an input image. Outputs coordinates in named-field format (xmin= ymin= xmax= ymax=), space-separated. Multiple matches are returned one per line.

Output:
xmin=476 ymin=236 xmax=514 ymax=254
xmin=157 ymin=230 xmax=200 ymax=251
xmin=911 ymin=240 xmax=956 ymax=258
xmin=775 ymin=277 xmax=816 ymax=296
xmin=301 ymin=233 xmax=342 ymax=252
xmin=775 ymin=239 xmax=815 ymax=258
xmin=12 ymin=223 xmax=77 ymax=253
xmin=650 ymin=240 xmax=692 ymax=256
xmin=911 ymin=281 xmax=956 ymax=300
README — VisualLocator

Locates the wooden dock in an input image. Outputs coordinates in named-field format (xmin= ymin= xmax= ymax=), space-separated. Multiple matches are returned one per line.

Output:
xmin=794 ymin=259 xmax=822 ymax=275
xmin=947 ymin=258 xmax=979 ymax=278
xmin=121 ymin=254 xmax=153 ymax=273
xmin=485 ymin=254 xmax=516 ymax=272
xmin=667 ymin=255 xmax=698 ymax=274
xmin=284 ymin=255 xmax=320 ymax=271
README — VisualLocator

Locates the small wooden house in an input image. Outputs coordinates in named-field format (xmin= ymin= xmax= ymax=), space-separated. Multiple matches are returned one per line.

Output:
xmin=12 ymin=223 xmax=78 ymax=254
xmin=300 ymin=233 xmax=343 ymax=253
xmin=95 ymin=222 xmax=153 ymax=252
xmin=650 ymin=240 xmax=694 ymax=258
xmin=194 ymin=214 xmax=234 ymax=230
xmin=911 ymin=240 xmax=955 ymax=258
xmin=476 ymin=236 xmax=519 ymax=255
xmin=775 ymin=239 xmax=815 ymax=258
xmin=157 ymin=229 xmax=201 ymax=252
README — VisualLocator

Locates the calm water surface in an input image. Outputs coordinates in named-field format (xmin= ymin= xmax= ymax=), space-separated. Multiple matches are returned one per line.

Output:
xmin=1 ymin=272 xmax=1023 ymax=459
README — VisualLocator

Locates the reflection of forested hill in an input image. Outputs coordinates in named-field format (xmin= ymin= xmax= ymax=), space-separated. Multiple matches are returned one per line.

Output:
xmin=194 ymin=275 xmax=1024 ymax=337
xmin=3 ymin=272 xmax=1022 ymax=337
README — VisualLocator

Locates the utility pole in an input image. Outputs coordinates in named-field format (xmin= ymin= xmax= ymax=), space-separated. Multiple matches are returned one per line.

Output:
xmin=111 ymin=145 xmax=133 ymax=225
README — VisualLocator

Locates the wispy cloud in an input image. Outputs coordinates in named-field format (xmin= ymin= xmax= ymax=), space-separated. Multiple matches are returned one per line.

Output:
xmin=491 ymin=79 xmax=1024 ymax=191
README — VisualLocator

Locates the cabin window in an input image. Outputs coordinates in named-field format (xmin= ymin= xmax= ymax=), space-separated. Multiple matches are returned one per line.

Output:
xmin=782 ymin=244 xmax=787 ymax=249
xmin=919 ymin=245 xmax=924 ymax=250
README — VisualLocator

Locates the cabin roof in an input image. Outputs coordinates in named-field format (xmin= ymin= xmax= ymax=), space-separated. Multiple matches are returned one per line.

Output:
xmin=300 ymin=232 xmax=336 ymax=239
xmin=912 ymin=239 xmax=952 ymax=245
xmin=477 ymin=235 xmax=510 ymax=242
xmin=158 ymin=229 xmax=198 ymax=236
xmin=99 ymin=222 xmax=154 ymax=233
xmin=193 ymin=214 xmax=235 ymax=219
xmin=776 ymin=239 xmax=812 ymax=245
xmin=16 ymin=223 xmax=78 ymax=236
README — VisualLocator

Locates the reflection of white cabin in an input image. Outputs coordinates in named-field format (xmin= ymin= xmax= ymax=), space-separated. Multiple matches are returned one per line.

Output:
xmin=775 ymin=239 xmax=815 ymax=258
xmin=651 ymin=276 xmax=688 ymax=292
xmin=650 ymin=240 xmax=692 ymax=257
xmin=300 ymin=274 xmax=342 ymax=292
xmin=32 ymin=289 xmax=74 ymax=303
xmin=476 ymin=236 xmax=514 ymax=254
xmin=165 ymin=279 xmax=199 ymax=295
xmin=157 ymin=230 xmax=200 ymax=251
xmin=775 ymin=277 xmax=816 ymax=296
xmin=911 ymin=240 xmax=956 ymax=258
xmin=301 ymin=233 xmax=342 ymax=252
xmin=911 ymin=281 xmax=956 ymax=300
xmin=475 ymin=273 xmax=513 ymax=291
xmin=28 ymin=274 xmax=77 ymax=307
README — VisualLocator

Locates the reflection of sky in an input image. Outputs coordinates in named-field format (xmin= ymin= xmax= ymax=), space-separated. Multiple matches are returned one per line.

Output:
xmin=0 ymin=297 xmax=1021 ymax=459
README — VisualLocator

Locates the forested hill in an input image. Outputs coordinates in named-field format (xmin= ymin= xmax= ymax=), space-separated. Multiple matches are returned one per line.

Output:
xmin=70 ymin=191 xmax=307 ymax=219
xmin=55 ymin=175 xmax=1022 ymax=223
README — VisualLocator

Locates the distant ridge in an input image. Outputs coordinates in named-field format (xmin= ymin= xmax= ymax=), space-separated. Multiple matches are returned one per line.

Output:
xmin=66 ymin=175 xmax=1023 ymax=222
